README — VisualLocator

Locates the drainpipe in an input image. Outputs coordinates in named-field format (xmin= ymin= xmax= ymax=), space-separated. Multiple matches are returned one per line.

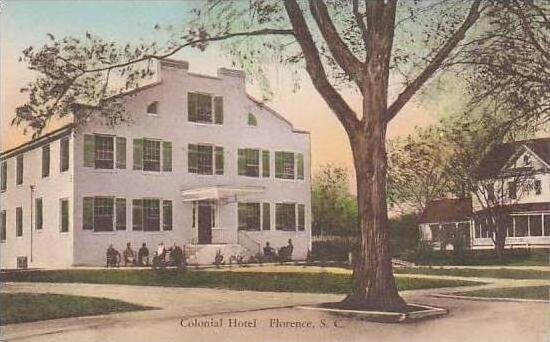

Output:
xmin=30 ymin=185 xmax=35 ymax=263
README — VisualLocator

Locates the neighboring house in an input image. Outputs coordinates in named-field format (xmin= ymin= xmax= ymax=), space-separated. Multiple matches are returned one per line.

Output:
xmin=419 ymin=138 xmax=550 ymax=250
xmin=0 ymin=59 xmax=311 ymax=269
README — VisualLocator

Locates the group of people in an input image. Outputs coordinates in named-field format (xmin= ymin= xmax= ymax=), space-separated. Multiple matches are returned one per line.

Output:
xmin=106 ymin=241 xmax=185 ymax=268
xmin=262 ymin=239 xmax=294 ymax=262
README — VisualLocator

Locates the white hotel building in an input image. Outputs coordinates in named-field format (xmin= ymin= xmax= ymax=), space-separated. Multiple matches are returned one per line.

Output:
xmin=0 ymin=59 xmax=311 ymax=269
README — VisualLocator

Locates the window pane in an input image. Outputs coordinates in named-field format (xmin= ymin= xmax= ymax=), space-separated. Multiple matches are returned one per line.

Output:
xmin=116 ymin=198 xmax=126 ymax=230
xmin=197 ymin=93 xmax=212 ymax=123
xmin=163 ymin=200 xmax=172 ymax=231
xmin=143 ymin=139 xmax=161 ymax=171
xmin=36 ymin=198 xmax=43 ymax=230
xmin=276 ymin=203 xmax=296 ymax=231
xmin=238 ymin=203 xmax=261 ymax=231
xmin=197 ymin=145 xmax=213 ymax=175
xmin=93 ymin=197 xmax=113 ymax=232
xmin=275 ymin=152 xmax=294 ymax=179
xmin=116 ymin=137 xmax=127 ymax=169
xmin=1 ymin=161 xmax=7 ymax=191
xmin=132 ymin=199 xmax=143 ymax=231
xmin=238 ymin=149 xmax=259 ymax=177
xmin=529 ymin=215 xmax=542 ymax=236
xmin=514 ymin=216 xmax=528 ymax=237
xmin=262 ymin=150 xmax=270 ymax=177
xmin=16 ymin=155 xmax=23 ymax=185
xmin=162 ymin=141 xmax=172 ymax=172
xmin=262 ymin=203 xmax=270 ymax=230
xmin=95 ymin=135 xmax=114 ymax=169
xmin=61 ymin=200 xmax=69 ymax=232
xmin=60 ymin=137 xmax=70 ymax=172
xmin=42 ymin=145 xmax=50 ymax=177
xmin=16 ymin=207 xmax=23 ymax=237
xmin=143 ymin=199 xmax=160 ymax=231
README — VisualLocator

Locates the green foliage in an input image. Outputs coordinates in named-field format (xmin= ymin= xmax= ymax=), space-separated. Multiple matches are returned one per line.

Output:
xmin=389 ymin=213 xmax=420 ymax=257
xmin=0 ymin=293 xmax=151 ymax=325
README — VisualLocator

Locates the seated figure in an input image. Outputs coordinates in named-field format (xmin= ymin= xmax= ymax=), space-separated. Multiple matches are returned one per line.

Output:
xmin=123 ymin=242 xmax=136 ymax=267
xmin=138 ymin=242 xmax=150 ymax=266
xmin=106 ymin=244 xmax=120 ymax=268
xmin=263 ymin=242 xmax=276 ymax=261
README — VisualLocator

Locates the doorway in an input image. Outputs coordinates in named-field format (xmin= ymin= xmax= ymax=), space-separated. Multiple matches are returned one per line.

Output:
xmin=197 ymin=200 xmax=214 ymax=244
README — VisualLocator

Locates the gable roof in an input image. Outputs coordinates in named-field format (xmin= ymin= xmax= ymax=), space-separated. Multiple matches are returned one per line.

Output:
xmin=419 ymin=198 xmax=472 ymax=224
xmin=475 ymin=138 xmax=550 ymax=179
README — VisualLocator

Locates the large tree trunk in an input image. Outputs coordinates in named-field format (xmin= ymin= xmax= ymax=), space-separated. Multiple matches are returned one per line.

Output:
xmin=343 ymin=119 xmax=407 ymax=312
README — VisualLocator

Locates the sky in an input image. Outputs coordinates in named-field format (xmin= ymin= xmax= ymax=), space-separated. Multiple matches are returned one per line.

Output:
xmin=0 ymin=0 xmax=443 ymax=183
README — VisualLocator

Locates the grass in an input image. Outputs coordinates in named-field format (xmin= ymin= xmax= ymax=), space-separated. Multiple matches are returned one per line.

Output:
xmin=453 ymin=285 xmax=550 ymax=301
xmin=394 ymin=267 xmax=550 ymax=280
xmin=409 ymin=249 xmax=550 ymax=267
xmin=0 ymin=293 xmax=152 ymax=325
xmin=0 ymin=269 xmax=481 ymax=294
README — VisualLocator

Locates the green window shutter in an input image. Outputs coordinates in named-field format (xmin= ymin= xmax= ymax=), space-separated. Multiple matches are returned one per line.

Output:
xmin=42 ymin=145 xmax=50 ymax=177
xmin=188 ymin=92 xmax=198 ymax=122
xmin=214 ymin=96 xmax=223 ymax=124
xmin=116 ymin=198 xmax=126 ymax=230
xmin=132 ymin=199 xmax=143 ymax=231
xmin=238 ymin=149 xmax=246 ymax=175
xmin=215 ymin=146 xmax=224 ymax=175
xmin=16 ymin=207 xmax=23 ymax=236
xmin=297 ymin=204 xmax=305 ymax=231
xmin=188 ymin=144 xmax=198 ymax=173
xmin=163 ymin=200 xmax=172 ymax=231
xmin=297 ymin=153 xmax=304 ymax=180
xmin=133 ymin=138 xmax=143 ymax=170
xmin=0 ymin=211 xmax=6 ymax=241
xmin=116 ymin=137 xmax=127 ymax=169
xmin=1 ymin=161 xmax=7 ymax=191
xmin=83 ymin=197 xmax=94 ymax=230
xmin=162 ymin=141 xmax=172 ymax=172
xmin=36 ymin=198 xmax=43 ymax=230
xmin=61 ymin=200 xmax=69 ymax=232
xmin=262 ymin=150 xmax=270 ymax=177
xmin=275 ymin=152 xmax=283 ymax=178
xmin=84 ymin=135 xmax=95 ymax=167
xmin=262 ymin=203 xmax=270 ymax=230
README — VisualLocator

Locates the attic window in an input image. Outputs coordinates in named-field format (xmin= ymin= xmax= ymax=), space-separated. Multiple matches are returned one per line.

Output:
xmin=523 ymin=154 xmax=531 ymax=165
xmin=247 ymin=113 xmax=257 ymax=126
xmin=147 ymin=101 xmax=159 ymax=115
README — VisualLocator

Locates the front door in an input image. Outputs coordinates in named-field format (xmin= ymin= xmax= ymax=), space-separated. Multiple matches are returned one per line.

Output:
xmin=198 ymin=201 xmax=213 ymax=244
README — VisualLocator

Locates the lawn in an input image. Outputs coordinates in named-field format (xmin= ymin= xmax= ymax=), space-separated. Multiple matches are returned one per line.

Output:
xmin=0 ymin=293 xmax=152 ymax=325
xmin=394 ymin=267 xmax=550 ymax=280
xmin=453 ymin=285 xmax=550 ymax=301
xmin=0 ymin=269 xmax=481 ymax=294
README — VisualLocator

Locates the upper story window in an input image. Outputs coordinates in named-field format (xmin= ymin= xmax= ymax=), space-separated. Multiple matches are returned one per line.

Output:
xmin=247 ymin=113 xmax=257 ymax=126
xmin=133 ymin=138 xmax=171 ymax=172
xmin=534 ymin=179 xmax=542 ymax=195
xmin=84 ymin=134 xmax=126 ymax=170
xmin=508 ymin=181 xmax=517 ymax=200
xmin=238 ymin=148 xmax=260 ymax=177
xmin=0 ymin=210 xmax=6 ymax=242
xmin=60 ymin=137 xmax=70 ymax=172
xmin=60 ymin=199 xmax=69 ymax=232
xmin=1 ymin=161 xmax=7 ymax=192
xmin=275 ymin=151 xmax=304 ymax=180
xmin=147 ymin=101 xmax=159 ymax=115
xmin=188 ymin=92 xmax=223 ymax=124
xmin=36 ymin=198 xmax=43 ymax=230
xmin=16 ymin=155 xmax=23 ymax=185
xmin=188 ymin=144 xmax=223 ymax=175
xmin=42 ymin=145 xmax=50 ymax=178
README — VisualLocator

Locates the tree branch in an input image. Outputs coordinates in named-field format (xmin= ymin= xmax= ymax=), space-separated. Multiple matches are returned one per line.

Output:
xmin=386 ymin=0 xmax=483 ymax=123
xmin=308 ymin=0 xmax=365 ymax=88
xmin=352 ymin=0 xmax=369 ymax=56
xmin=283 ymin=0 xmax=359 ymax=134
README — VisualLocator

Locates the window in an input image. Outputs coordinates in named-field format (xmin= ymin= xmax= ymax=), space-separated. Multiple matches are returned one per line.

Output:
xmin=275 ymin=152 xmax=295 ymax=179
xmin=188 ymin=93 xmax=223 ymax=124
xmin=297 ymin=204 xmax=305 ymax=231
xmin=60 ymin=199 xmax=69 ymax=232
xmin=94 ymin=135 xmax=114 ymax=169
xmin=513 ymin=216 xmax=527 ymax=237
xmin=36 ymin=198 xmax=43 ymax=230
xmin=163 ymin=200 xmax=172 ymax=231
xmin=16 ymin=155 xmax=23 ymax=185
xmin=188 ymin=144 xmax=218 ymax=175
xmin=42 ymin=145 xmax=50 ymax=178
xmin=116 ymin=137 xmax=126 ymax=169
xmin=276 ymin=203 xmax=296 ymax=231
xmin=508 ymin=181 xmax=517 ymax=200
xmin=16 ymin=207 xmax=23 ymax=237
xmin=93 ymin=197 xmax=114 ymax=231
xmin=296 ymin=153 xmax=304 ymax=180
xmin=238 ymin=203 xmax=261 ymax=231
xmin=1 ymin=210 xmax=6 ymax=242
xmin=262 ymin=151 xmax=270 ymax=177
xmin=430 ymin=224 xmax=440 ymax=241
xmin=214 ymin=147 xmax=224 ymax=175
xmin=133 ymin=138 xmax=170 ymax=172
xmin=147 ymin=101 xmax=158 ymax=114
xmin=247 ymin=113 xmax=257 ymax=126
xmin=534 ymin=180 xmax=542 ymax=195
xmin=544 ymin=215 xmax=550 ymax=236
xmin=132 ymin=199 xmax=161 ymax=231
xmin=116 ymin=198 xmax=126 ymax=230
xmin=132 ymin=199 xmax=143 ymax=231
xmin=262 ymin=203 xmax=270 ymax=230
xmin=238 ymin=148 xmax=260 ymax=177
xmin=60 ymin=137 xmax=70 ymax=172
xmin=143 ymin=139 xmax=161 ymax=171
xmin=529 ymin=215 xmax=542 ymax=236
xmin=1 ymin=160 xmax=7 ymax=191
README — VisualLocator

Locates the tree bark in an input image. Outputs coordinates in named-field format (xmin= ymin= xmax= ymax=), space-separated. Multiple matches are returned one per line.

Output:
xmin=343 ymin=119 xmax=407 ymax=311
